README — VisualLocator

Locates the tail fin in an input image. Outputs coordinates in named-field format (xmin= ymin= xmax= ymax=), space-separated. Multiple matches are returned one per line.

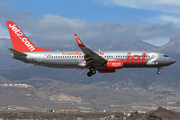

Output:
xmin=6 ymin=21 xmax=50 ymax=52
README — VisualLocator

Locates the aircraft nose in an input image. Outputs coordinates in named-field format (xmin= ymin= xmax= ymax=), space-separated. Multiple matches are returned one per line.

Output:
xmin=169 ymin=58 xmax=176 ymax=64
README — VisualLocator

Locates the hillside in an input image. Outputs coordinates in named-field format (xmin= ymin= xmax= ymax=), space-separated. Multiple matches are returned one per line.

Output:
xmin=0 ymin=107 xmax=179 ymax=120
xmin=158 ymin=35 xmax=180 ymax=53
xmin=127 ymin=107 xmax=180 ymax=120
xmin=0 ymin=80 xmax=177 ymax=112
xmin=0 ymin=75 xmax=13 ymax=84
xmin=36 ymin=81 xmax=158 ymax=105
xmin=146 ymin=107 xmax=180 ymax=120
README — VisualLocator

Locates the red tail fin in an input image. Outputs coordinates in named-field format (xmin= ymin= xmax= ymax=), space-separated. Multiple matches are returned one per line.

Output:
xmin=6 ymin=21 xmax=50 ymax=52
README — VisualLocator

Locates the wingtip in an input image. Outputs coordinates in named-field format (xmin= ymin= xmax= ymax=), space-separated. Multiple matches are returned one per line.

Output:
xmin=74 ymin=34 xmax=85 ymax=47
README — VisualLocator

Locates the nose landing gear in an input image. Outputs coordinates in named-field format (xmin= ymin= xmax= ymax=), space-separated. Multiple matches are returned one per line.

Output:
xmin=157 ymin=68 xmax=161 ymax=75
xmin=87 ymin=69 xmax=96 ymax=77
xmin=157 ymin=71 xmax=161 ymax=75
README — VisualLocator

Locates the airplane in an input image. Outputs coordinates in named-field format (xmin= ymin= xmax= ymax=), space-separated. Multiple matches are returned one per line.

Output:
xmin=6 ymin=21 xmax=176 ymax=77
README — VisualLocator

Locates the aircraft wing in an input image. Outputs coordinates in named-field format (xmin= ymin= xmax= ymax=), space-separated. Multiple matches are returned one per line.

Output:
xmin=74 ymin=34 xmax=107 ymax=66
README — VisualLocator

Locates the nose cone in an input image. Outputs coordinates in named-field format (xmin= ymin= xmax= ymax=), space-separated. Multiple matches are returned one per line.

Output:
xmin=169 ymin=58 xmax=176 ymax=64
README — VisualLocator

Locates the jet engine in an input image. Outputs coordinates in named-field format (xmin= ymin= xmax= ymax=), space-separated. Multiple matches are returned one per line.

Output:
xmin=99 ymin=60 xmax=123 ymax=73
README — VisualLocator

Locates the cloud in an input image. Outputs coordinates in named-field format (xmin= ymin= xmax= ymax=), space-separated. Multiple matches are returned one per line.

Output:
xmin=0 ymin=0 xmax=178 ymax=48
xmin=149 ymin=15 xmax=180 ymax=24
xmin=0 ymin=0 xmax=10 ymax=9
xmin=0 ymin=38 xmax=11 ymax=50
xmin=102 ymin=0 xmax=180 ymax=13
xmin=0 ymin=24 xmax=9 ymax=38
xmin=0 ymin=0 xmax=179 ymax=47
xmin=0 ymin=12 xmax=179 ymax=48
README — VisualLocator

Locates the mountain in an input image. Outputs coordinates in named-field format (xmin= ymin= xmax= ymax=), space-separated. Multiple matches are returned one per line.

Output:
xmin=128 ymin=107 xmax=180 ymax=120
xmin=0 ymin=75 xmax=13 ymax=84
xmin=146 ymin=107 xmax=180 ymax=120
xmin=0 ymin=80 xmax=171 ymax=111
xmin=40 ymin=38 xmax=158 ymax=51
xmin=158 ymin=35 xmax=180 ymax=53
xmin=0 ymin=86 xmax=79 ymax=110
xmin=89 ymin=40 xmax=158 ymax=51
xmin=31 ymin=81 xmax=178 ymax=111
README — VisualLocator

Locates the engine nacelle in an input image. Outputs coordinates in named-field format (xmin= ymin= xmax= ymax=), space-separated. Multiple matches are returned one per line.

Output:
xmin=106 ymin=60 xmax=123 ymax=69
xmin=99 ymin=60 xmax=123 ymax=73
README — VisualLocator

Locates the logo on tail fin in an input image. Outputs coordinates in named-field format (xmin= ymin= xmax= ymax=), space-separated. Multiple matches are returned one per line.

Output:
xmin=6 ymin=21 xmax=51 ymax=52
xmin=9 ymin=24 xmax=35 ymax=51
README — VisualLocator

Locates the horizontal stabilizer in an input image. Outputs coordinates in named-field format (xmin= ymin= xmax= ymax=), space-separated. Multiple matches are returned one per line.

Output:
xmin=8 ymin=48 xmax=27 ymax=56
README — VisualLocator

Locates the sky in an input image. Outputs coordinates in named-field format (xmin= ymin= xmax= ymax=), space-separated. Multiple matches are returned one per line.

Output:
xmin=1 ymin=0 xmax=180 ymax=47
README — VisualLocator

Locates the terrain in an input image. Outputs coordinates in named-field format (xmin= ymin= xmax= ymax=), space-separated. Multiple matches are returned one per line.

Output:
xmin=129 ymin=107 xmax=180 ymax=120
xmin=0 ymin=107 xmax=179 ymax=120
xmin=0 ymin=80 xmax=179 ymax=112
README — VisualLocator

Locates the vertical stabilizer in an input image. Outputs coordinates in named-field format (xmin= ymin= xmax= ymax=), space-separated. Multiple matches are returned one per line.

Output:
xmin=6 ymin=21 xmax=50 ymax=52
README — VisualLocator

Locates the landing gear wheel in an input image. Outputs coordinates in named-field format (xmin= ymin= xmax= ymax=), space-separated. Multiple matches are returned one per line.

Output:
xmin=87 ymin=69 xmax=96 ymax=77
xmin=87 ymin=72 xmax=92 ymax=77
xmin=157 ymin=71 xmax=161 ymax=75
xmin=91 ymin=69 xmax=96 ymax=74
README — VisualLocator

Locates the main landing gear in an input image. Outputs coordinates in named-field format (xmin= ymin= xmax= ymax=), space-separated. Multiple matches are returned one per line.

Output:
xmin=157 ymin=68 xmax=161 ymax=75
xmin=87 ymin=69 xmax=96 ymax=77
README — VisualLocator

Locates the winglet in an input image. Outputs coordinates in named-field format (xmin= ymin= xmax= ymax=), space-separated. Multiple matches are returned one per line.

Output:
xmin=74 ymin=34 xmax=85 ymax=47
xmin=74 ymin=33 xmax=107 ymax=64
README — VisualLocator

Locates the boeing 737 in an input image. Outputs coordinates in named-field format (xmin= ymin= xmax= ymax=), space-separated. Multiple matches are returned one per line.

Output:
xmin=6 ymin=21 xmax=176 ymax=77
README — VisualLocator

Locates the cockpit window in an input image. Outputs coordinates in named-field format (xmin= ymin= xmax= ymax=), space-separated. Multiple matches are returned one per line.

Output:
xmin=163 ymin=55 xmax=168 ymax=57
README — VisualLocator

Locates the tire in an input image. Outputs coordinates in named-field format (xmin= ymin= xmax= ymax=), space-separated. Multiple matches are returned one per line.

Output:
xmin=87 ymin=72 xmax=92 ymax=77
xmin=91 ymin=69 xmax=96 ymax=74
xmin=157 ymin=71 xmax=161 ymax=75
